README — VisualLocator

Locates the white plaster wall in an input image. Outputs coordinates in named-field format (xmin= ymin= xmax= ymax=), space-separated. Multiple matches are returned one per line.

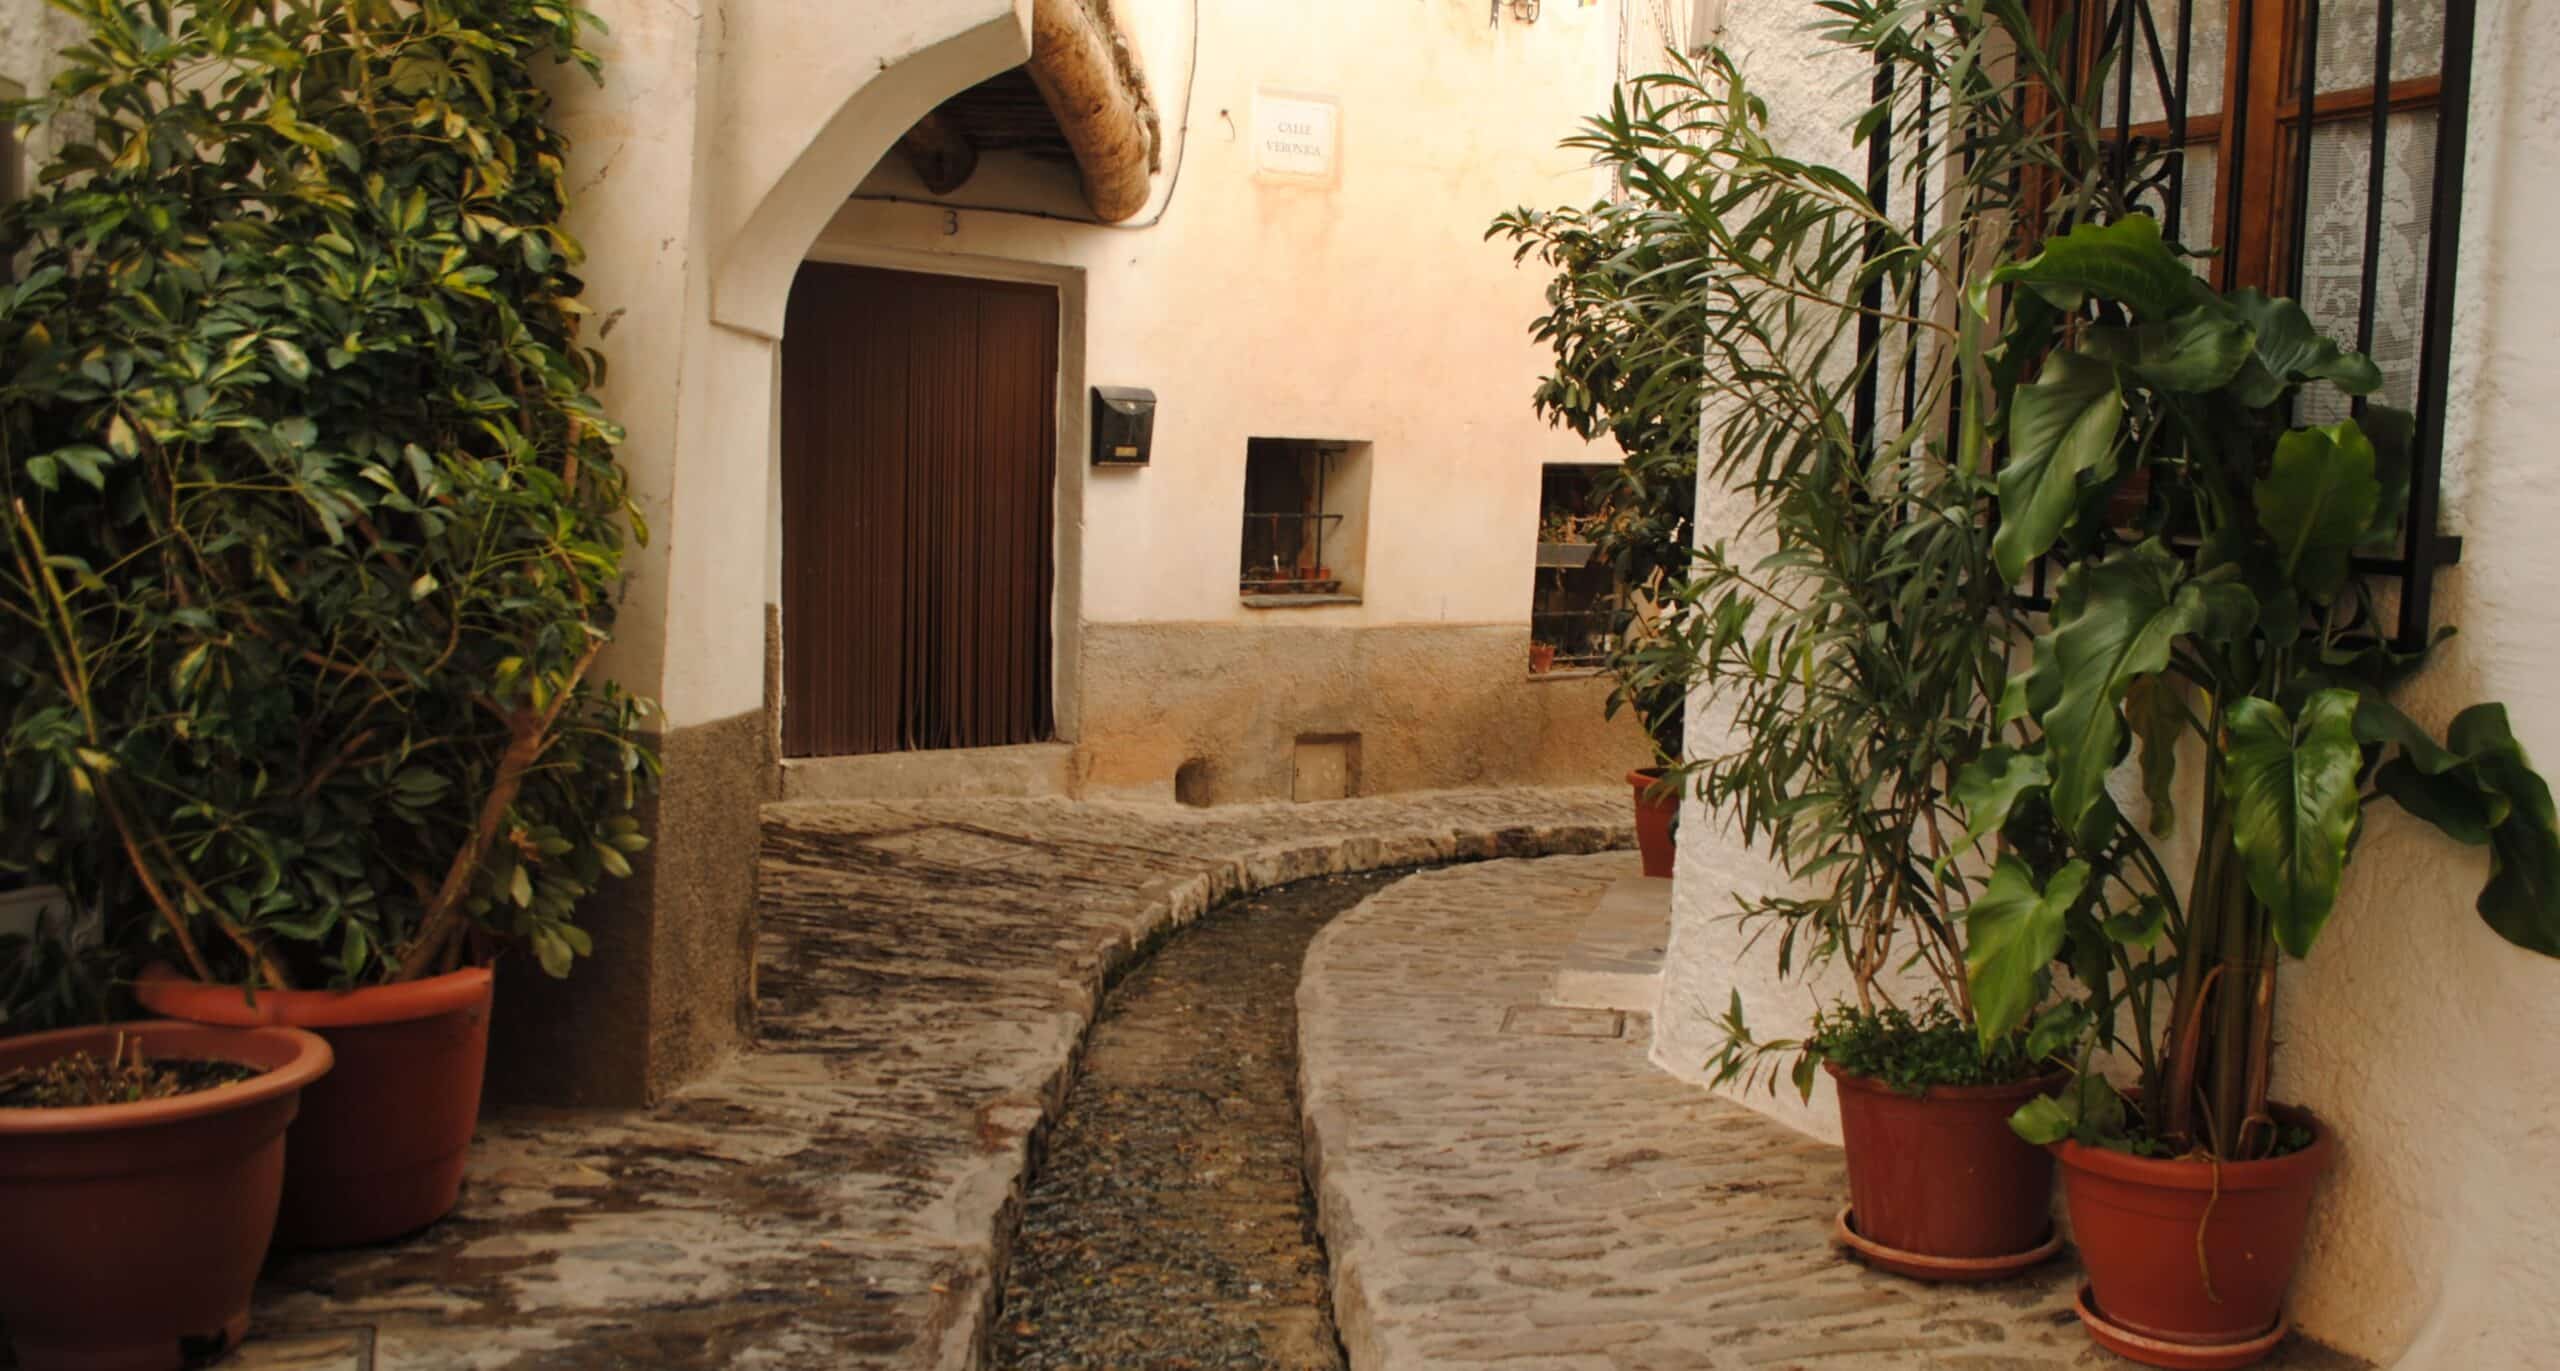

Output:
xmin=1651 ymin=4 xmax=2560 ymax=1365
xmin=1644 ymin=2 xmax=1910 ymax=1145
xmin=558 ymin=0 xmax=1034 ymax=730
xmin=2275 ymin=3 xmax=2560 ymax=1361
xmin=808 ymin=0 xmax=1630 ymax=636
xmin=0 ymin=5 xmax=86 ymax=175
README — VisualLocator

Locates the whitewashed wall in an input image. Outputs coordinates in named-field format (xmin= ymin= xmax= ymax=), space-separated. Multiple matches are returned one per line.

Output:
xmin=813 ymin=0 xmax=1629 ymax=634
xmin=1644 ymin=0 xmax=1905 ymax=1144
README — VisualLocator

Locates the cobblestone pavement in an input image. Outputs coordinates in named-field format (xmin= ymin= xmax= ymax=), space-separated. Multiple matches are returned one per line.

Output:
xmin=1297 ymin=855 xmax=2365 ymax=1371
xmin=226 ymin=789 xmax=1628 ymax=1371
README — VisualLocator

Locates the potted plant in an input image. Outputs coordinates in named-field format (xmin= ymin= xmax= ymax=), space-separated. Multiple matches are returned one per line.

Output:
xmin=1529 ymin=641 xmax=1559 ymax=674
xmin=0 ymin=0 xmax=650 ymax=1249
xmin=1496 ymin=8 xmax=2126 ymax=1280
xmin=1953 ymin=216 xmax=2560 ymax=1364
xmin=0 ymin=1022 xmax=333 ymax=1369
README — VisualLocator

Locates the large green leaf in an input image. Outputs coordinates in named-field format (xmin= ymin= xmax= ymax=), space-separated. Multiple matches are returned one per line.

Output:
xmin=2359 ymin=405 xmax=2417 ymax=550
xmin=1984 ymin=214 xmax=2212 ymax=320
xmin=2447 ymin=706 xmax=2560 ymax=955
xmin=2224 ymin=289 xmax=2384 ymax=407
xmin=1939 ymin=748 xmax=2051 ymax=878
xmin=2033 ymin=543 xmax=2238 ymax=831
xmin=1965 ymin=855 xmax=2091 ymax=1046
xmin=1995 ymin=350 xmax=2124 ymax=582
xmin=2084 ymin=306 xmax=2256 ymax=393
xmin=2126 ymin=673 xmax=2190 ymax=836
xmin=2256 ymin=421 xmax=2381 ymax=601
xmin=2224 ymin=691 xmax=2364 ymax=956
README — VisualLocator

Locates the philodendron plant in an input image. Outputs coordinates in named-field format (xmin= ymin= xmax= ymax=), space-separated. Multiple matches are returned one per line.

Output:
xmin=1955 ymin=215 xmax=2560 ymax=1160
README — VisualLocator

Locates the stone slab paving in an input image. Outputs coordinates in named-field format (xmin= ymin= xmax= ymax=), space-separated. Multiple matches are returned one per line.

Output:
xmin=221 ymin=789 xmax=1629 ymax=1371
xmin=1298 ymin=855 xmax=2366 ymax=1371
xmin=1548 ymin=874 xmax=1669 ymax=1014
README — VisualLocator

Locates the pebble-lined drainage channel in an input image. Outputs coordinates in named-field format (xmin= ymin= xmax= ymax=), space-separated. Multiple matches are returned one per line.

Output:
xmin=990 ymin=869 xmax=1414 ymax=1371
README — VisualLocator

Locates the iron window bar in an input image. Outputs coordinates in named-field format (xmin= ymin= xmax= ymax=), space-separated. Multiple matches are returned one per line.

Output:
xmin=1849 ymin=0 xmax=2472 ymax=651
xmin=1239 ymin=511 xmax=1346 ymax=594
xmin=1239 ymin=442 xmax=1348 ymax=596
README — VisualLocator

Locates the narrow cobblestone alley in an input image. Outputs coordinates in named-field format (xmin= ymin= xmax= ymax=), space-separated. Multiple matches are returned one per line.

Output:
xmin=213 ymin=791 xmax=1627 ymax=1370
xmin=1299 ymin=856 xmax=2369 ymax=1371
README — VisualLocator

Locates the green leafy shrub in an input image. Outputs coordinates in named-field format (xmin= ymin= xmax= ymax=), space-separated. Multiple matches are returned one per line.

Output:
xmin=1956 ymin=215 xmax=2560 ymax=1159
xmin=1493 ymin=5 xmax=2118 ymax=1092
xmin=0 ymin=0 xmax=652 ymax=1016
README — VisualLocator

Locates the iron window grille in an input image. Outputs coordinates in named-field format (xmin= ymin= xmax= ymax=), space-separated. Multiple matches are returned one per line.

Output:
xmin=1532 ymin=463 xmax=1624 ymax=670
xmin=1850 ymin=0 xmax=2472 ymax=651
xmin=1240 ymin=440 xmax=1350 ymax=599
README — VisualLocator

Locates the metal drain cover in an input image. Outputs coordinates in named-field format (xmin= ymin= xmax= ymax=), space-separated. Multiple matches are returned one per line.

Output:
xmin=1499 ymin=1005 xmax=1626 ymax=1038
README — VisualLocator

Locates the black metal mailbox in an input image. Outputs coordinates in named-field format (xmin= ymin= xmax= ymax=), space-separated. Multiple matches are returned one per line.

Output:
xmin=1091 ymin=386 xmax=1156 ymax=467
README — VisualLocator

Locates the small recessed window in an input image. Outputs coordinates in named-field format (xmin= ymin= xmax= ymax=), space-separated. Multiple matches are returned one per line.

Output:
xmin=1531 ymin=464 xmax=1621 ymax=673
xmin=1240 ymin=438 xmax=1370 ymax=606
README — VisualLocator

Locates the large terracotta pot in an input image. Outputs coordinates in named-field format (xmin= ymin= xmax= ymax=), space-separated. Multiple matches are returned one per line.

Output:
xmin=2054 ymin=1107 xmax=2334 ymax=1367
xmin=1829 ymin=1062 xmax=2064 ymax=1280
xmin=1628 ymin=768 xmax=1677 ymax=878
xmin=0 ymin=1020 xmax=332 ymax=1371
xmin=136 ymin=965 xmax=494 ymax=1249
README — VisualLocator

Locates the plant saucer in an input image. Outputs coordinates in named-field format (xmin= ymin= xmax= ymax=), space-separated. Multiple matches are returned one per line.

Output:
xmin=1831 ymin=1206 xmax=2063 ymax=1283
xmin=2073 ymin=1283 xmax=2290 ymax=1370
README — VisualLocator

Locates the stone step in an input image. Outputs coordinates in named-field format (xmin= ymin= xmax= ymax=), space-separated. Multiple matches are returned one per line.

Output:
xmin=779 ymin=740 xmax=1085 ymax=801
xmin=1547 ymin=871 xmax=1668 ymax=1013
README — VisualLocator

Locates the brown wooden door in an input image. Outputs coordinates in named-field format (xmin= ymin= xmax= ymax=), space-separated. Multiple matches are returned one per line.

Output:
xmin=780 ymin=264 xmax=1059 ymax=757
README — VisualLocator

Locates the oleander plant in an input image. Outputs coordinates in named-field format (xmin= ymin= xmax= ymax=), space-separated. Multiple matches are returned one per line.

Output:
xmin=0 ymin=0 xmax=654 ymax=1025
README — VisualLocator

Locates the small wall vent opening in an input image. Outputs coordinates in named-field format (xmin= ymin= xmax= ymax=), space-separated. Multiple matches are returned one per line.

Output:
xmin=1292 ymin=734 xmax=1361 ymax=803
xmin=1174 ymin=757 xmax=1217 ymax=808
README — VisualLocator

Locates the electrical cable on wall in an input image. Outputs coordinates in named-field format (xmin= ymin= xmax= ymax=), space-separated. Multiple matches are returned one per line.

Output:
xmin=850 ymin=0 xmax=1202 ymax=231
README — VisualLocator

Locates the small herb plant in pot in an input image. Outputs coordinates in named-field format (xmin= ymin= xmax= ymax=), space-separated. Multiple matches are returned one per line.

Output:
xmin=1952 ymin=217 xmax=2560 ymax=1366
xmin=0 ymin=1022 xmax=333 ymax=1370
xmin=0 ymin=1 xmax=650 ymax=1249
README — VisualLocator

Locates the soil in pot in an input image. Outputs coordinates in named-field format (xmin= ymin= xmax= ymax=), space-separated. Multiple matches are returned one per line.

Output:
xmin=1628 ymin=768 xmax=1677 ymax=878
xmin=2055 ymin=1106 xmax=2334 ymax=1367
xmin=0 ymin=1020 xmax=332 ymax=1371
xmin=0 ymin=1043 xmax=257 ymax=1107
xmin=136 ymin=964 xmax=495 ymax=1249
xmin=1828 ymin=1062 xmax=2063 ymax=1281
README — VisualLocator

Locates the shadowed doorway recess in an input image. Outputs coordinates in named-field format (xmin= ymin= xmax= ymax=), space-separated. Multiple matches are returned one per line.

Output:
xmin=781 ymin=263 xmax=1059 ymax=757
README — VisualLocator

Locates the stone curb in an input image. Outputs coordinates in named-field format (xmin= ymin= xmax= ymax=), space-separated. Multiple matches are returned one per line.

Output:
xmin=924 ymin=803 xmax=1633 ymax=1370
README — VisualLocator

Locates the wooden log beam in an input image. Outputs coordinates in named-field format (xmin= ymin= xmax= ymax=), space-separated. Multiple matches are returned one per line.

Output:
xmin=896 ymin=110 xmax=979 ymax=195
xmin=1026 ymin=0 xmax=1159 ymax=222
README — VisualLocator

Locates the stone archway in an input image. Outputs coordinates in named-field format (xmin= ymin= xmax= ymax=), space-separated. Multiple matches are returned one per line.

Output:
xmin=491 ymin=0 xmax=1047 ymax=1108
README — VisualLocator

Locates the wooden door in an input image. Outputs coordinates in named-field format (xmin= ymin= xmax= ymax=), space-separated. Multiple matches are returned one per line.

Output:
xmin=780 ymin=264 xmax=1059 ymax=757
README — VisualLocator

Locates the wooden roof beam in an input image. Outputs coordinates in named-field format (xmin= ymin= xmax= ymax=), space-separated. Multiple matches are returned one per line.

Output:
xmin=1026 ymin=0 xmax=1159 ymax=222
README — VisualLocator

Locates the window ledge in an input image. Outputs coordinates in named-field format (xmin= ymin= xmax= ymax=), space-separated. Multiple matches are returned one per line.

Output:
xmin=1241 ymin=593 xmax=1362 ymax=610
xmin=1526 ymin=667 xmax=1608 ymax=682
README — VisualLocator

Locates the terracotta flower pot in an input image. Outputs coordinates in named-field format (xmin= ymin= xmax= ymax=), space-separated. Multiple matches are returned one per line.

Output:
xmin=2054 ymin=1106 xmax=2334 ymax=1367
xmin=1828 ymin=1062 xmax=2064 ymax=1280
xmin=136 ymin=965 xmax=495 ymax=1249
xmin=1628 ymin=768 xmax=1677 ymax=878
xmin=0 ymin=1020 xmax=332 ymax=1371
xmin=1529 ymin=643 xmax=1558 ymax=673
